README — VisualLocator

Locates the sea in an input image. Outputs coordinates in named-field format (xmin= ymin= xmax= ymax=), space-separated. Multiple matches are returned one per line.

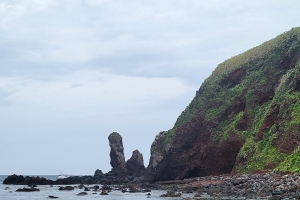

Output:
xmin=0 ymin=175 xmax=197 ymax=199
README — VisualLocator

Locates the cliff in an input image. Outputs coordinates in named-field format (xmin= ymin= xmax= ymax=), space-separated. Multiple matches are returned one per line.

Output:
xmin=147 ymin=27 xmax=300 ymax=182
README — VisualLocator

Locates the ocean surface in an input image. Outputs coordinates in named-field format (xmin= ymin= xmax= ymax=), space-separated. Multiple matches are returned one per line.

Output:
xmin=0 ymin=175 xmax=196 ymax=199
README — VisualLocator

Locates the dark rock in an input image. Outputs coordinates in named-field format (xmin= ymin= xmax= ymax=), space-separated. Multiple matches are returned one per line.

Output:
xmin=108 ymin=132 xmax=127 ymax=178
xmin=268 ymin=195 xmax=282 ymax=200
xmin=4 ymin=174 xmax=52 ymax=185
xmin=143 ymin=188 xmax=151 ymax=192
xmin=84 ymin=187 xmax=90 ymax=191
xmin=100 ymin=190 xmax=109 ymax=195
xmin=58 ymin=186 xmax=74 ymax=191
xmin=101 ymin=185 xmax=112 ymax=191
xmin=126 ymin=150 xmax=146 ymax=177
xmin=160 ymin=191 xmax=181 ymax=197
xmin=91 ymin=185 xmax=99 ymax=191
xmin=128 ymin=185 xmax=140 ymax=193
xmin=77 ymin=192 xmax=88 ymax=196
xmin=94 ymin=169 xmax=104 ymax=177
xmin=231 ymin=178 xmax=246 ymax=185
xmin=78 ymin=184 xmax=84 ymax=189
xmin=48 ymin=195 xmax=59 ymax=199
xmin=16 ymin=187 xmax=40 ymax=192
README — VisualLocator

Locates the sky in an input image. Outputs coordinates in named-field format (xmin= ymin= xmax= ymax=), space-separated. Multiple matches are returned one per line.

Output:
xmin=0 ymin=0 xmax=299 ymax=175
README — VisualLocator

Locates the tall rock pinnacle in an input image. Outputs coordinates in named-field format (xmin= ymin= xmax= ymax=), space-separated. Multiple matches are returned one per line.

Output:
xmin=108 ymin=132 xmax=127 ymax=178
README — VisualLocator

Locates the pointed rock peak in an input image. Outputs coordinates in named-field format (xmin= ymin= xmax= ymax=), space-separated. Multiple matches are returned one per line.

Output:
xmin=126 ymin=150 xmax=146 ymax=177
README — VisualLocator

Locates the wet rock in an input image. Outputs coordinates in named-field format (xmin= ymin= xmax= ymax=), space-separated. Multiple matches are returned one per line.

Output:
xmin=91 ymin=185 xmax=99 ymax=191
xmin=48 ymin=196 xmax=59 ymax=199
xmin=58 ymin=186 xmax=74 ymax=191
xmin=78 ymin=184 xmax=84 ymax=189
xmin=143 ymin=188 xmax=151 ymax=192
xmin=108 ymin=132 xmax=127 ymax=178
xmin=77 ymin=192 xmax=88 ymax=196
xmin=160 ymin=191 xmax=181 ymax=197
xmin=100 ymin=190 xmax=109 ymax=195
xmin=16 ymin=187 xmax=40 ymax=192
xmin=128 ymin=185 xmax=140 ymax=193
xmin=101 ymin=185 xmax=112 ymax=191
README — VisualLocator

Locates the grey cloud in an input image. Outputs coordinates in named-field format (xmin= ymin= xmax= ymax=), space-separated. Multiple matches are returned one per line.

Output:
xmin=0 ymin=0 xmax=300 ymax=175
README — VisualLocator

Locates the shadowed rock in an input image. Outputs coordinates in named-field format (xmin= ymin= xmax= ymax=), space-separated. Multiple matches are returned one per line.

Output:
xmin=108 ymin=132 xmax=127 ymax=178
xmin=126 ymin=150 xmax=146 ymax=177
xmin=16 ymin=187 xmax=40 ymax=192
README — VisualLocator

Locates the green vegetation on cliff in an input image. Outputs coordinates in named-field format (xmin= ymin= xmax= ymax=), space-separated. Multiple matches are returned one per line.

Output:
xmin=164 ymin=27 xmax=300 ymax=174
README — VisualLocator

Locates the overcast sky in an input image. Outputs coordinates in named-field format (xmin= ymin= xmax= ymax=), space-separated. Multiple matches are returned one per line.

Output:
xmin=0 ymin=0 xmax=299 ymax=175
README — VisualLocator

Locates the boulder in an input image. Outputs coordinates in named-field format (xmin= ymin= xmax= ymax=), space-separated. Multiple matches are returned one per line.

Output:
xmin=160 ymin=191 xmax=181 ymax=197
xmin=16 ymin=187 xmax=40 ymax=192
xmin=108 ymin=132 xmax=127 ymax=178
xmin=100 ymin=190 xmax=109 ymax=195
xmin=77 ymin=192 xmax=88 ymax=196
xmin=48 ymin=196 xmax=59 ymax=199
xmin=58 ymin=186 xmax=74 ymax=191
xmin=94 ymin=169 xmax=104 ymax=178
xmin=126 ymin=150 xmax=146 ymax=177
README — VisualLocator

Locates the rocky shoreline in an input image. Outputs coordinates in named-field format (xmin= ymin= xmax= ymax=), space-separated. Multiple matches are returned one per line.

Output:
xmin=158 ymin=171 xmax=300 ymax=199
xmin=3 ymin=171 xmax=300 ymax=199
xmin=3 ymin=133 xmax=300 ymax=199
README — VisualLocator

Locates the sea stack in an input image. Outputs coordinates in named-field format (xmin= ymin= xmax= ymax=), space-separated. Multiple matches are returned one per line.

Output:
xmin=126 ymin=150 xmax=146 ymax=177
xmin=108 ymin=132 xmax=127 ymax=178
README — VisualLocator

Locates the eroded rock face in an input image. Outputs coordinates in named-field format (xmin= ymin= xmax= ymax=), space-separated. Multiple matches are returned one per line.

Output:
xmin=126 ymin=150 xmax=146 ymax=177
xmin=147 ymin=28 xmax=300 ymax=182
xmin=147 ymin=120 xmax=244 ymax=182
xmin=108 ymin=132 xmax=127 ymax=178
xmin=146 ymin=131 xmax=167 ymax=179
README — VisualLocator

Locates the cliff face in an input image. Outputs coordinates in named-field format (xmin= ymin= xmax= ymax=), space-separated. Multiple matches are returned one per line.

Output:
xmin=147 ymin=27 xmax=300 ymax=182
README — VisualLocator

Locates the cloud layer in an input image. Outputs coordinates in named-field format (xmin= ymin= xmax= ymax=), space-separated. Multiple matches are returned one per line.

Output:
xmin=0 ymin=0 xmax=299 ymax=174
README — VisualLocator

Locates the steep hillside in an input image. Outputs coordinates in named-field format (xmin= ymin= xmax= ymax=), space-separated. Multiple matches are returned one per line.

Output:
xmin=147 ymin=27 xmax=300 ymax=182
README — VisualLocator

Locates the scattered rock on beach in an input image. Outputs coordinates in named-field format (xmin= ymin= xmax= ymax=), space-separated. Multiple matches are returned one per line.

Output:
xmin=100 ymin=190 xmax=109 ymax=195
xmin=16 ymin=187 xmax=40 ymax=192
xmin=48 ymin=195 xmax=59 ymax=199
xmin=160 ymin=191 xmax=181 ymax=197
xmin=77 ymin=192 xmax=88 ymax=196
xmin=58 ymin=186 xmax=74 ymax=191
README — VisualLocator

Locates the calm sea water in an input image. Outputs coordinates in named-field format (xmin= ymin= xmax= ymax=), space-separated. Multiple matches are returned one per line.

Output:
xmin=0 ymin=175 xmax=196 ymax=199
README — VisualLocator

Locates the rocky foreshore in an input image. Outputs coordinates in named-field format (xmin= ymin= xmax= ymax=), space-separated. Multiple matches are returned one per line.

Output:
xmin=3 ymin=171 xmax=300 ymax=199
xmin=157 ymin=171 xmax=300 ymax=199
